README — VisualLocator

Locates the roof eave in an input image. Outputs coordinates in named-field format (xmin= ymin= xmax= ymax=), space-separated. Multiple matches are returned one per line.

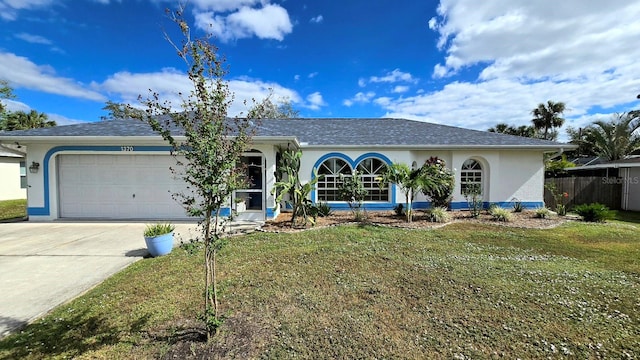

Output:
xmin=301 ymin=144 xmax=574 ymax=151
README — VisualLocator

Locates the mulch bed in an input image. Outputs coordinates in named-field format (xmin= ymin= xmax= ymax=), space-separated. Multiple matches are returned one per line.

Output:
xmin=261 ymin=210 xmax=570 ymax=232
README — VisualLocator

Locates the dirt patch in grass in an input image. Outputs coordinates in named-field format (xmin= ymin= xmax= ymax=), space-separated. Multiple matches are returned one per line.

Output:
xmin=262 ymin=209 xmax=568 ymax=232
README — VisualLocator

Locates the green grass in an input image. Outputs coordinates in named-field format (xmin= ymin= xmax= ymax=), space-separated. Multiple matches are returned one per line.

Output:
xmin=1 ymin=220 xmax=639 ymax=359
xmin=0 ymin=199 xmax=26 ymax=221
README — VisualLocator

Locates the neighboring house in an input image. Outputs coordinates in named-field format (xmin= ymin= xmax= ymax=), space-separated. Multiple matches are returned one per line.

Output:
xmin=0 ymin=118 xmax=570 ymax=221
xmin=0 ymin=145 xmax=27 ymax=201
xmin=565 ymin=157 xmax=640 ymax=211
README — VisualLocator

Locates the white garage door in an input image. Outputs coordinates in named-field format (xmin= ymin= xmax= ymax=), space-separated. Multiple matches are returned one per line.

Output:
xmin=58 ymin=154 xmax=190 ymax=219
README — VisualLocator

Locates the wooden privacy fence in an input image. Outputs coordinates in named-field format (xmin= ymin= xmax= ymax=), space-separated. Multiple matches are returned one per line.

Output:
xmin=544 ymin=176 xmax=622 ymax=210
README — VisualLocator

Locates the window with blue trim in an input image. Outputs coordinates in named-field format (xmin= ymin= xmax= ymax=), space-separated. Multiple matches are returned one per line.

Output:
xmin=356 ymin=157 xmax=389 ymax=201
xmin=317 ymin=158 xmax=351 ymax=201
xmin=316 ymin=156 xmax=390 ymax=202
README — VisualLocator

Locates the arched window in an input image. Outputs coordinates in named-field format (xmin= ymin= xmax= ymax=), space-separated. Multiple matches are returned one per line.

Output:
xmin=356 ymin=157 xmax=389 ymax=201
xmin=317 ymin=158 xmax=352 ymax=201
xmin=460 ymin=159 xmax=483 ymax=195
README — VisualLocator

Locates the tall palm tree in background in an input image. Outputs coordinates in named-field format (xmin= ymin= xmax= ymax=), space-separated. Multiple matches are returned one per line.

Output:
xmin=586 ymin=112 xmax=640 ymax=161
xmin=1 ymin=110 xmax=56 ymax=131
xmin=531 ymin=100 xmax=566 ymax=140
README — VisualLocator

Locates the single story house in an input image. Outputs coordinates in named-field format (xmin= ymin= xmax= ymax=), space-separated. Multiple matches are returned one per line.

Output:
xmin=565 ymin=157 xmax=640 ymax=211
xmin=0 ymin=118 xmax=570 ymax=221
xmin=0 ymin=144 xmax=27 ymax=201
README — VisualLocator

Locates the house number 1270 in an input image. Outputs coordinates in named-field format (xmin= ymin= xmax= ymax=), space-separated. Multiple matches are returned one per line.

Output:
xmin=120 ymin=146 xmax=134 ymax=151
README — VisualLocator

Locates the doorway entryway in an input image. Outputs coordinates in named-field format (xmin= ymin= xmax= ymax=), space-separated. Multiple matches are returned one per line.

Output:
xmin=233 ymin=151 xmax=265 ymax=221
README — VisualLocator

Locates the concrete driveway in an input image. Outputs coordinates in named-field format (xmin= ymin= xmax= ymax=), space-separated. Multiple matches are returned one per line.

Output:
xmin=0 ymin=221 xmax=198 ymax=338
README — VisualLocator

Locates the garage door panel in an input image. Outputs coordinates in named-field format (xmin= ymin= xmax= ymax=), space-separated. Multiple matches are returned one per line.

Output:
xmin=58 ymin=154 xmax=189 ymax=219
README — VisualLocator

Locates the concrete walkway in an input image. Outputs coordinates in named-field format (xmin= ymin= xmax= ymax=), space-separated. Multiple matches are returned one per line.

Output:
xmin=0 ymin=221 xmax=204 ymax=338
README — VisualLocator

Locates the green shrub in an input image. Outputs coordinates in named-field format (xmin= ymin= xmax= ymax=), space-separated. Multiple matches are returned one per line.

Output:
xmin=143 ymin=223 xmax=175 ymax=237
xmin=427 ymin=206 xmax=450 ymax=223
xmin=512 ymin=199 xmax=524 ymax=213
xmin=489 ymin=206 xmax=512 ymax=222
xmin=534 ymin=207 xmax=551 ymax=219
xmin=573 ymin=203 xmax=613 ymax=222
xmin=315 ymin=201 xmax=333 ymax=217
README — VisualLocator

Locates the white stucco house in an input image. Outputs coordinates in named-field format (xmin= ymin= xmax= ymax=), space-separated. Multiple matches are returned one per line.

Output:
xmin=0 ymin=118 xmax=570 ymax=221
xmin=0 ymin=145 xmax=27 ymax=201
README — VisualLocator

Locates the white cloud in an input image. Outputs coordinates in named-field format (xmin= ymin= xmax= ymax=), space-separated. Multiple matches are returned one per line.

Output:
xmin=305 ymin=92 xmax=326 ymax=110
xmin=1 ymin=99 xmax=31 ymax=113
xmin=187 ymin=0 xmax=261 ymax=12
xmin=392 ymin=86 xmax=409 ymax=94
xmin=308 ymin=72 xmax=318 ymax=78
xmin=310 ymin=15 xmax=323 ymax=23
xmin=194 ymin=4 xmax=293 ymax=42
xmin=363 ymin=0 xmax=640 ymax=142
xmin=343 ymin=91 xmax=375 ymax=107
xmin=294 ymin=74 xmax=300 ymax=81
xmin=358 ymin=78 xmax=366 ymax=87
xmin=15 ymin=33 xmax=52 ymax=45
xmin=47 ymin=113 xmax=87 ymax=125
xmin=0 ymin=0 xmax=53 ymax=20
xmin=430 ymin=0 xmax=640 ymax=82
xmin=369 ymin=69 xmax=417 ymax=84
xmin=99 ymin=69 xmax=308 ymax=117
xmin=0 ymin=51 xmax=105 ymax=101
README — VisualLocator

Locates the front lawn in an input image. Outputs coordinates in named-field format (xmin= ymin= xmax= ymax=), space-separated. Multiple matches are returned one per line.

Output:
xmin=0 ymin=199 xmax=26 ymax=221
xmin=1 ymin=221 xmax=638 ymax=359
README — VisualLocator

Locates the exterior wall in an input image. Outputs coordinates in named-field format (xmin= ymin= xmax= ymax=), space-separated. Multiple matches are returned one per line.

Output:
xmin=0 ymin=157 xmax=26 ymax=201
xmin=299 ymin=148 xmax=545 ymax=211
xmin=23 ymin=141 xmax=279 ymax=221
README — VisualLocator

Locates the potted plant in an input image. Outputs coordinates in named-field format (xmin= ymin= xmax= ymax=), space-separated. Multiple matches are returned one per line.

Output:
xmin=143 ymin=223 xmax=175 ymax=257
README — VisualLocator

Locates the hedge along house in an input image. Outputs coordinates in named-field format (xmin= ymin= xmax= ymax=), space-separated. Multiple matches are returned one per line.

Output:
xmin=0 ymin=118 xmax=570 ymax=222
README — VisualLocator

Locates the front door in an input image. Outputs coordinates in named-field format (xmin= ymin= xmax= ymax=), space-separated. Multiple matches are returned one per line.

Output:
xmin=234 ymin=153 xmax=265 ymax=221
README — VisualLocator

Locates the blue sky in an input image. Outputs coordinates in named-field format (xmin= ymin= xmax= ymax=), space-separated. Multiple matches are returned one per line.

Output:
xmin=1 ymin=0 xmax=640 ymax=140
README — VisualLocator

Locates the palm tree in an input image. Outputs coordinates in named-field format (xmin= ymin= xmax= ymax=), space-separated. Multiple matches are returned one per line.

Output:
xmin=586 ymin=112 xmax=640 ymax=161
xmin=531 ymin=100 xmax=566 ymax=140
xmin=2 ymin=110 xmax=56 ymax=131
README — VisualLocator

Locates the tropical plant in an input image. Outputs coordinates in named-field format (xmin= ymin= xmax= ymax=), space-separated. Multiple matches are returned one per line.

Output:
xmin=143 ymin=223 xmax=175 ymax=237
xmin=378 ymin=163 xmax=419 ymax=222
xmin=573 ymin=203 xmax=613 ymax=222
xmin=534 ymin=207 xmax=551 ymax=219
xmin=1 ymin=110 xmax=56 ymax=131
xmin=419 ymin=157 xmax=455 ymax=208
xmin=135 ymin=7 xmax=252 ymax=338
xmin=489 ymin=206 xmax=512 ymax=222
xmin=426 ymin=206 xmax=450 ymax=223
xmin=583 ymin=112 xmax=640 ymax=161
xmin=462 ymin=183 xmax=483 ymax=218
xmin=512 ymin=198 xmax=524 ymax=213
xmin=272 ymin=148 xmax=323 ymax=227
xmin=338 ymin=171 xmax=369 ymax=221
xmin=545 ymin=154 xmax=576 ymax=175
xmin=488 ymin=123 xmax=536 ymax=137
xmin=531 ymin=100 xmax=566 ymax=140
xmin=315 ymin=201 xmax=333 ymax=217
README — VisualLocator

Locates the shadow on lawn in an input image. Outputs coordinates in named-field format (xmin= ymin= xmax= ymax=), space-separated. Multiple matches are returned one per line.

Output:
xmin=0 ymin=309 xmax=150 ymax=359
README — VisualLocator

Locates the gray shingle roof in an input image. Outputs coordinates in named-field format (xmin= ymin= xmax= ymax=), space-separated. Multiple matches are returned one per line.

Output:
xmin=0 ymin=118 xmax=568 ymax=148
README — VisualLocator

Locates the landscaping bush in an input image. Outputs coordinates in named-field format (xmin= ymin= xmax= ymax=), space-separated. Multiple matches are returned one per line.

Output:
xmin=534 ymin=207 xmax=551 ymax=219
xmin=573 ymin=203 xmax=613 ymax=222
xmin=427 ymin=206 xmax=450 ymax=223
xmin=315 ymin=201 xmax=333 ymax=217
xmin=512 ymin=199 xmax=524 ymax=213
xmin=489 ymin=206 xmax=512 ymax=222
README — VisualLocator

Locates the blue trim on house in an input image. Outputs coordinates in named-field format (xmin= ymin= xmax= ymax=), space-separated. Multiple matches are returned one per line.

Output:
xmin=450 ymin=201 xmax=544 ymax=210
xmin=266 ymin=207 xmax=275 ymax=219
xmin=219 ymin=207 xmax=231 ymax=217
xmin=310 ymin=152 xmax=396 ymax=205
xmin=29 ymin=145 xmax=173 ymax=217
